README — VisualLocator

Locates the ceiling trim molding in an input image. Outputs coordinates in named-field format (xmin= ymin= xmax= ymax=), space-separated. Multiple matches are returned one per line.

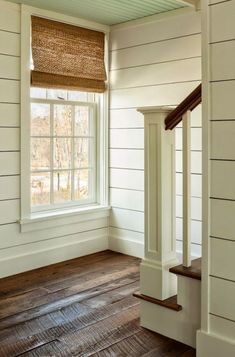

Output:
xmin=176 ymin=0 xmax=201 ymax=10
xmin=176 ymin=0 xmax=195 ymax=6
xmin=111 ymin=7 xmax=198 ymax=31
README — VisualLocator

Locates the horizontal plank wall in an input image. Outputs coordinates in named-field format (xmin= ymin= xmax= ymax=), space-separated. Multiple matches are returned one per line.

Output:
xmin=198 ymin=1 xmax=235 ymax=355
xmin=209 ymin=0 xmax=235 ymax=346
xmin=0 ymin=0 xmax=109 ymax=278
xmin=109 ymin=9 xmax=202 ymax=258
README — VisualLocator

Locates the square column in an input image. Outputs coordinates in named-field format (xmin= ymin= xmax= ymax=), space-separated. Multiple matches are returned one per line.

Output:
xmin=138 ymin=107 xmax=178 ymax=300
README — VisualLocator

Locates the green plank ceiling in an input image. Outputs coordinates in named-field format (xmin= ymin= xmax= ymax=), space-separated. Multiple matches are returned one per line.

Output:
xmin=6 ymin=0 xmax=189 ymax=25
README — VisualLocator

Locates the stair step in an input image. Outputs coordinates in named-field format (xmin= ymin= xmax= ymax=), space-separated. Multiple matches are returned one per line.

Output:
xmin=169 ymin=258 xmax=201 ymax=281
xmin=133 ymin=293 xmax=182 ymax=311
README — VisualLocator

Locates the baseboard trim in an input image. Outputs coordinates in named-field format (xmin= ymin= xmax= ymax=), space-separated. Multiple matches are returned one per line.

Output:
xmin=109 ymin=235 xmax=144 ymax=258
xmin=197 ymin=330 xmax=235 ymax=357
xmin=0 ymin=234 xmax=108 ymax=278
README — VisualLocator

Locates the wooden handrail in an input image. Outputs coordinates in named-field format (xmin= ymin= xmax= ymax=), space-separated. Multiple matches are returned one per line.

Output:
xmin=165 ymin=84 xmax=201 ymax=130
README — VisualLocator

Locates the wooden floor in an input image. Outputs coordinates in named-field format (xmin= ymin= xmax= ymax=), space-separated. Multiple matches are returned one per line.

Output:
xmin=0 ymin=250 xmax=196 ymax=356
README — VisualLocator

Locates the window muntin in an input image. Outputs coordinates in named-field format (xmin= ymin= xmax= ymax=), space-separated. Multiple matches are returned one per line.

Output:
xmin=30 ymin=88 xmax=97 ymax=212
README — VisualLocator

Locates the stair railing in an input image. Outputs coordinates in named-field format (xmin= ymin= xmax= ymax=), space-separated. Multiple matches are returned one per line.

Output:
xmin=165 ymin=84 xmax=202 ymax=267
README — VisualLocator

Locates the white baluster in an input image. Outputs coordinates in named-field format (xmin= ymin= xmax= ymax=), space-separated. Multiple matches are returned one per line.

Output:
xmin=182 ymin=110 xmax=191 ymax=267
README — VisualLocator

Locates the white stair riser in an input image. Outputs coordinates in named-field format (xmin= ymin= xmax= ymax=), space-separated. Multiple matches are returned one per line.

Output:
xmin=139 ymin=275 xmax=201 ymax=348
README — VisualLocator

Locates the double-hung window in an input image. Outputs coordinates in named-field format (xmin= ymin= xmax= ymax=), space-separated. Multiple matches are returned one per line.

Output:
xmin=20 ymin=8 xmax=109 ymax=226
xmin=30 ymin=88 xmax=96 ymax=211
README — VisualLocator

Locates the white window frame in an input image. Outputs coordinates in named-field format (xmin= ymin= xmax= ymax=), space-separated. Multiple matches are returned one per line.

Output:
xmin=30 ymin=96 xmax=97 ymax=212
xmin=20 ymin=5 xmax=110 ymax=231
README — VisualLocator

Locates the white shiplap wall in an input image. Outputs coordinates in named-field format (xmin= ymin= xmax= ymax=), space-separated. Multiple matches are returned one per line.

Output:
xmin=0 ymin=0 xmax=109 ymax=278
xmin=207 ymin=0 xmax=235 ymax=345
xmin=109 ymin=9 xmax=202 ymax=258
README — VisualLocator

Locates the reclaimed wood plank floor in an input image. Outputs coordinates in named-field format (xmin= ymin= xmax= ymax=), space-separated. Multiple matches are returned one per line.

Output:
xmin=0 ymin=250 xmax=196 ymax=356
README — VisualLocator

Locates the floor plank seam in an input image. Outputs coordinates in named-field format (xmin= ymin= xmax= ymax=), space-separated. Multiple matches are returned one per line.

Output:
xmin=0 ymin=275 xmax=140 ymax=328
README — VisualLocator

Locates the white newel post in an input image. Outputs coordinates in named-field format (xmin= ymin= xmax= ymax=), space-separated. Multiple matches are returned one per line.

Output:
xmin=138 ymin=107 xmax=178 ymax=301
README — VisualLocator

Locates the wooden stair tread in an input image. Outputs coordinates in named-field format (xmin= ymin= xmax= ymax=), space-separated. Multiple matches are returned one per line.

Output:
xmin=169 ymin=258 xmax=201 ymax=281
xmin=133 ymin=293 xmax=182 ymax=312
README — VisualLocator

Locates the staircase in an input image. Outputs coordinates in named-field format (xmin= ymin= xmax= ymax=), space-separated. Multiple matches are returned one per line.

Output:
xmin=134 ymin=259 xmax=201 ymax=347
xmin=135 ymin=85 xmax=202 ymax=348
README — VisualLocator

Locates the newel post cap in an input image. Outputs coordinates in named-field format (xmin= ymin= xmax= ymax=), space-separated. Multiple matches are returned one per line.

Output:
xmin=137 ymin=106 xmax=174 ymax=115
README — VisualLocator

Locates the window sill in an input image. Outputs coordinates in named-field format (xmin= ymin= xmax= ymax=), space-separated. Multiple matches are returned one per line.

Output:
xmin=19 ymin=204 xmax=111 ymax=233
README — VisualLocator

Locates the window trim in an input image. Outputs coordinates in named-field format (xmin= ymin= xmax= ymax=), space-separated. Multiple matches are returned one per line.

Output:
xmin=20 ymin=5 xmax=110 ymax=228
xmin=20 ymin=205 xmax=110 ymax=233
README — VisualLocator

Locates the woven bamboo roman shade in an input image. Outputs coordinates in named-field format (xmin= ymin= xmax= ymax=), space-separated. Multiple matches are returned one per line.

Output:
xmin=31 ymin=16 xmax=106 ymax=93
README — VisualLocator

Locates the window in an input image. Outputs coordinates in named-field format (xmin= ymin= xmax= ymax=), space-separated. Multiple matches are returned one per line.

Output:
xmin=30 ymin=88 xmax=97 ymax=212
xmin=20 ymin=7 xmax=109 ymax=227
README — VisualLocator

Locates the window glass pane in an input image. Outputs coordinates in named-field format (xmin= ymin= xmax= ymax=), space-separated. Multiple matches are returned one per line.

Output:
xmin=75 ymin=106 xmax=90 ymax=136
xmin=30 ymin=87 xmax=97 ymax=211
xmin=53 ymin=171 xmax=71 ymax=203
xmin=31 ymin=138 xmax=50 ymax=170
xmin=74 ymin=138 xmax=90 ymax=169
xmin=68 ymin=91 xmax=87 ymax=102
xmin=30 ymin=87 xmax=47 ymax=99
xmin=31 ymin=172 xmax=50 ymax=206
xmin=54 ymin=138 xmax=72 ymax=169
xmin=54 ymin=105 xmax=72 ymax=136
xmin=74 ymin=169 xmax=90 ymax=200
xmin=31 ymin=103 xmax=50 ymax=136
xmin=47 ymin=89 xmax=67 ymax=100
